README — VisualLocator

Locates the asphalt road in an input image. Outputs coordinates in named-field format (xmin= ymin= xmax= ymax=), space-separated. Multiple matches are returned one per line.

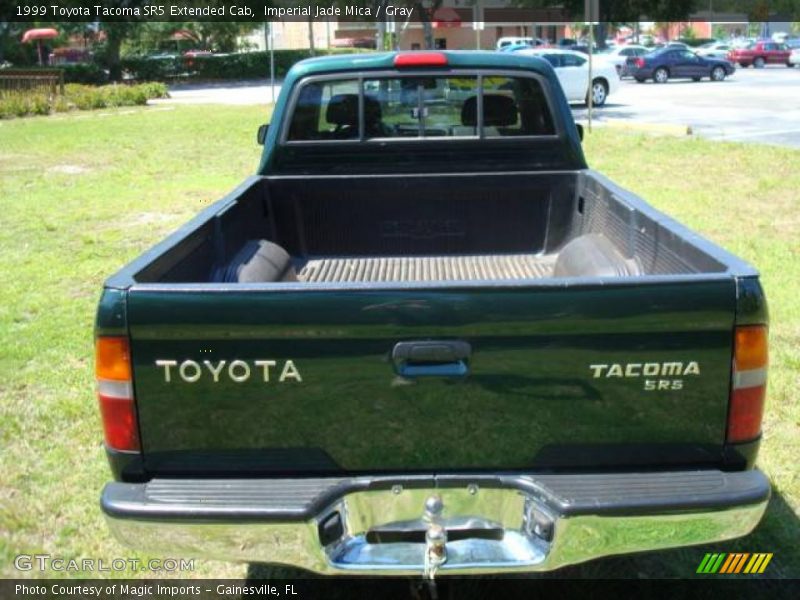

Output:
xmin=159 ymin=65 xmax=800 ymax=147
xmin=573 ymin=65 xmax=800 ymax=147
xmin=157 ymin=79 xmax=282 ymax=106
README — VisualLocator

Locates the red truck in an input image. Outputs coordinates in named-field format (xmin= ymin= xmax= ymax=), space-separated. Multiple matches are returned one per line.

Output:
xmin=728 ymin=41 xmax=792 ymax=68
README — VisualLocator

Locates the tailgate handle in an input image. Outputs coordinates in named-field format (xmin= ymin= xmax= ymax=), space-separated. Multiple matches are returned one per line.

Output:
xmin=392 ymin=341 xmax=471 ymax=378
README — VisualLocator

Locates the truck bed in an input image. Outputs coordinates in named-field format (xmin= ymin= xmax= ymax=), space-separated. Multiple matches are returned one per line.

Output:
xmin=297 ymin=253 xmax=557 ymax=283
xmin=129 ymin=171 xmax=733 ymax=286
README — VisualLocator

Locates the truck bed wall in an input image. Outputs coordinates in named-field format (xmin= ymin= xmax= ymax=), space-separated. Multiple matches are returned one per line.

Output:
xmin=133 ymin=172 xmax=726 ymax=284
xmin=573 ymin=173 xmax=727 ymax=275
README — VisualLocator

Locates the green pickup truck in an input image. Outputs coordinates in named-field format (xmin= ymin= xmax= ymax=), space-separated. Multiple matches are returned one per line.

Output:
xmin=96 ymin=51 xmax=770 ymax=576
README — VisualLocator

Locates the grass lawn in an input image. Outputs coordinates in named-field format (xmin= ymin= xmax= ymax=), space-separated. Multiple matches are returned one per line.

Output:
xmin=0 ymin=105 xmax=797 ymax=580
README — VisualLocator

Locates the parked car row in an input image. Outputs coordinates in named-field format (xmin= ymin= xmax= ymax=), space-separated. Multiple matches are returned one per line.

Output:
xmin=514 ymin=48 xmax=618 ymax=106
xmin=496 ymin=37 xmax=547 ymax=50
xmin=626 ymin=48 xmax=736 ymax=83
xmin=593 ymin=44 xmax=650 ymax=77
xmin=494 ymin=35 xmax=798 ymax=107
xmin=727 ymin=41 xmax=793 ymax=68
xmin=695 ymin=42 xmax=732 ymax=59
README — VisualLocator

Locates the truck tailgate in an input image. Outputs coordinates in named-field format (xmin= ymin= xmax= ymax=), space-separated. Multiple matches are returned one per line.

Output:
xmin=127 ymin=278 xmax=735 ymax=475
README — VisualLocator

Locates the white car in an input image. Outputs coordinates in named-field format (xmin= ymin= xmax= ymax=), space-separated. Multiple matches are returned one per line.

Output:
xmin=514 ymin=48 xmax=619 ymax=106
xmin=696 ymin=42 xmax=732 ymax=59
xmin=496 ymin=37 xmax=545 ymax=50
xmin=593 ymin=44 xmax=650 ymax=77
xmin=790 ymin=48 xmax=800 ymax=67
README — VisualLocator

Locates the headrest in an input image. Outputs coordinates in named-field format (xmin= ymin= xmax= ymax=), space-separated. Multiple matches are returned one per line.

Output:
xmin=326 ymin=94 xmax=359 ymax=126
xmin=461 ymin=94 xmax=519 ymax=127
xmin=364 ymin=94 xmax=382 ymax=123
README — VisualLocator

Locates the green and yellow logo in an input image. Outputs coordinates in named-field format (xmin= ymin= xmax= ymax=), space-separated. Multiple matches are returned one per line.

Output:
xmin=696 ymin=553 xmax=773 ymax=574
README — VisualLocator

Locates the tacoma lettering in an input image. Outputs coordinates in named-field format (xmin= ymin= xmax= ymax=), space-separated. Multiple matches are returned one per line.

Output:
xmin=589 ymin=362 xmax=701 ymax=378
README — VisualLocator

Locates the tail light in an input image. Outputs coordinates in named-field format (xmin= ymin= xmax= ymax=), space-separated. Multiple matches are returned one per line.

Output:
xmin=96 ymin=336 xmax=140 ymax=452
xmin=394 ymin=52 xmax=448 ymax=68
xmin=727 ymin=326 xmax=768 ymax=443
xmin=634 ymin=58 xmax=646 ymax=68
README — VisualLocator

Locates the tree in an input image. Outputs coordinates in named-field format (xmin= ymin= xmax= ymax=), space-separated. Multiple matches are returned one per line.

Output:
xmin=0 ymin=19 xmax=87 ymax=66
xmin=57 ymin=0 xmax=147 ymax=80
xmin=415 ymin=0 xmax=444 ymax=50
xmin=328 ymin=0 xmax=402 ymax=50
xmin=93 ymin=1 xmax=254 ymax=79
xmin=513 ymin=0 xmax=700 ymax=23
xmin=514 ymin=0 xmax=701 ymax=49
xmin=653 ymin=22 xmax=672 ymax=41
xmin=0 ymin=21 xmax=39 ymax=65
xmin=714 ymin=0 xmax=800 ymax=21
xmin=176 ymin=23 xmax=255 ymax=52
xmin=125 ymin=22 xmax=256 ymax=55
xmin=102 ymin=23 xmax=139 ymax=80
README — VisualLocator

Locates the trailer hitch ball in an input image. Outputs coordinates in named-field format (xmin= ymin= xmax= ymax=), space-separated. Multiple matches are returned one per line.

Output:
xmin=424 ymin=494 xmax=444 ymax=521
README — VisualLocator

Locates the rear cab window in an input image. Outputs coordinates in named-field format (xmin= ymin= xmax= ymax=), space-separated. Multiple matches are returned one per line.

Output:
xmin=540 ymin=54 xmax=561 ymax=67
xmin=284 ymin=72 xmax=556 ymax=142
xmin=561 ymin=53 xmax=586 ymax=67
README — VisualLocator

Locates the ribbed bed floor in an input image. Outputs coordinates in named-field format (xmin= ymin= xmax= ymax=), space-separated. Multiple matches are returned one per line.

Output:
xmin=297 ymin=253 xmax=556 ymax=283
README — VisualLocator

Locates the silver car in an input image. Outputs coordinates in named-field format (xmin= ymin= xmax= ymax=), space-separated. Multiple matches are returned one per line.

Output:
xmin=696 ymin=42 xmax=732 ymax=59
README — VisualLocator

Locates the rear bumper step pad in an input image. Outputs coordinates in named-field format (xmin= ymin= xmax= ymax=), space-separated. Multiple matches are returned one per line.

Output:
xmin=103 ymin=470 xmax=769 ymax=522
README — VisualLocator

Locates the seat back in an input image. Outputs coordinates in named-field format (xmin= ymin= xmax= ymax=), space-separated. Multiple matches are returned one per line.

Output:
xmin=458 ymin=94 xmax=519 ymax=137
xmin=326 ymin=94 xmax=359 ymax=137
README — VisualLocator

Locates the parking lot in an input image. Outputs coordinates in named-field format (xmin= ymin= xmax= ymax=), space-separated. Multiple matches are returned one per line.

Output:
xmin=574 ymin=65 xmax=800 ymax=147
xmin=160 ymin=64 xmax=800 ymax=147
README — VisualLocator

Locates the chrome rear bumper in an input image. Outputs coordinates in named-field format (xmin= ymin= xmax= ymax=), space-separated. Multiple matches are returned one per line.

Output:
xmin=102 ymin=469 xmax=769 ymax=575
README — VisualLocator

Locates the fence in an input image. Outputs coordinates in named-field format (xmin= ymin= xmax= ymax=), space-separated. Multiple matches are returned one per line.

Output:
xmin=0 ymin=69 xmax=65 ymax=98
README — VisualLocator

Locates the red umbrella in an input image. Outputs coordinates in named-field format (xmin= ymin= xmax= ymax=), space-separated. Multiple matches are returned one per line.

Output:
xmin=22 ymin=28 xmax=59 ymax=66
xmin=433 ymin=7 xmax=462 ymax=29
